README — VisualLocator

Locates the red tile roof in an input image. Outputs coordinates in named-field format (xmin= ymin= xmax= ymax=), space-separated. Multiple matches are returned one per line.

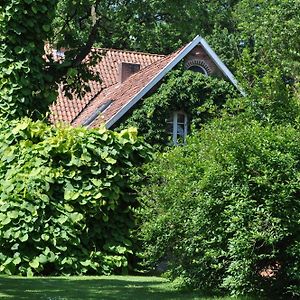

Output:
xmin=72 ymin=48 xmax=182 ymax=127
xmin=50 ymin=48 xmax=165 ymax=124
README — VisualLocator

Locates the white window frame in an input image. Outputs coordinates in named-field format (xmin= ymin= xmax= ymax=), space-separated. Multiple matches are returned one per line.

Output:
xmin=167 ymin=111 xmax=188 ymax=145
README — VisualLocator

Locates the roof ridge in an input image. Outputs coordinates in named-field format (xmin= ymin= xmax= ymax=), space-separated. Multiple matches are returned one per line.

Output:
xmin=92 ymin=47 xmax=166 ymax=57
xmin=109 ymin=46 xmax=183 ymax=80
xmin=98 ymin=51 xmax=168 ymax=91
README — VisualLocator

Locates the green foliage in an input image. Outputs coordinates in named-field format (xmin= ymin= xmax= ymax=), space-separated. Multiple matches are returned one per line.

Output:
xmin=138 ymin=117 xmax=300 ymax=298
xmin=234 ymin=0 xmax=300 ymax=81
xmin=0 ymin=0 xmax=59 ymax=119
xmin=0 ymin=118 xmax=151 ymax=276
xmin=225 ymin=70 xmax=300 ymax=126
xmin=53 ymin=0 xmax=239 ymax=55
xmin=0 ymin=0 xmax=101 ymax=120
xmin=116 ymin=70 xmax=238 ymax=148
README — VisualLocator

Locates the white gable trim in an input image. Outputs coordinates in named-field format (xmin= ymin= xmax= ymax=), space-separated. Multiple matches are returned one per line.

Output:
xmin=199 ymin=38 xmax=245 ymax=96
xmin=104 ymin=35 xmax=243 ymax=129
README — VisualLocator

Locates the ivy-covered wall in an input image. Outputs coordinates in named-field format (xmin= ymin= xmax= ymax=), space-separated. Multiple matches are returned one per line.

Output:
xmin=116 ymin=69 xmax=238 ymax=149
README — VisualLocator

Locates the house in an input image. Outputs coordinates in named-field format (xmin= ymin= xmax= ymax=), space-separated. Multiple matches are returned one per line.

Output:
xmin=50 ymin=35 xmax=241 ymax=144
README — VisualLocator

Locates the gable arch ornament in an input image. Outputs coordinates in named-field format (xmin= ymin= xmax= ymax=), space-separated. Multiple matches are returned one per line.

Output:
xmin=185 ymin=59 xmax=212 ymax=75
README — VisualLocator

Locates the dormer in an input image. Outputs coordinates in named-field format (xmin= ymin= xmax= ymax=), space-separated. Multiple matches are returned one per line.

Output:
xmin=119 ymin=62 xmax=141 ymax=83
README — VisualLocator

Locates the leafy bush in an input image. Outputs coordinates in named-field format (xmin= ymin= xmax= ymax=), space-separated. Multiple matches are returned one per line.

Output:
xmin=139 ymin=117 xmax=300 ymax=298
xmin=116 ymin=69 xmax=238 ymax=148
xmin=0 ymin=118 xmax=151 ymax=276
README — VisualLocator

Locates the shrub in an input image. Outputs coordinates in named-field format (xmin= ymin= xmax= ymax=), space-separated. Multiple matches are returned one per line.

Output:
xmin=139 ymin=117 xmax=300 ymax=298
xmin=0 ymin=118 xmax=151 ymax=276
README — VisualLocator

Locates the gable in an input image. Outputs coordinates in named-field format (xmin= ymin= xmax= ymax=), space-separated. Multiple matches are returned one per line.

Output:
xmin=50 ymin=35 xmax=242 ymax=128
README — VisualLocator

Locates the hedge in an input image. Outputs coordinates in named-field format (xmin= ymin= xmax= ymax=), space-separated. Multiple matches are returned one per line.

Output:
xmin=139 ymin=117 xmax=300 ymax=298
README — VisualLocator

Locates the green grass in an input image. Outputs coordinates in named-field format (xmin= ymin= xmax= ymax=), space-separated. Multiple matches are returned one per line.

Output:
xmin=0 ymin=275 xmax=251 ymax=300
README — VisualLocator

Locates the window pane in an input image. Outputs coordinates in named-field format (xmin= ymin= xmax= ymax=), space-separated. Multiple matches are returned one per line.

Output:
xmin=177 ymin=113 xmax=185 ymax=123
xmin=177 ymin=124 xmax=184 ymax=136
xmin=165 ymin=111 xmax=187 ymax=145
xmin=188 ymin=65 xmax=206 ymax=74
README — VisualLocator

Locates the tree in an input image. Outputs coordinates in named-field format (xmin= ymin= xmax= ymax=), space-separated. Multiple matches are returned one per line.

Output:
xmin=53 ymin=0 xmax=240 ymax=54
xmin=0 ymin=0 xmax=59 ymax=119
xmin=234 ymin=0 xmax=300 ymax=85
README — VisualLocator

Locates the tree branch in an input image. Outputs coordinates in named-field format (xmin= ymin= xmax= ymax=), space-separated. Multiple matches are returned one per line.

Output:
xmin=72 ymin=17 xmax=101 ymax=66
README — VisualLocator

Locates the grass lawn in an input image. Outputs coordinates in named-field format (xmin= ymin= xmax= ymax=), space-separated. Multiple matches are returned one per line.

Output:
xmin=0 ymin=275 xmax=252 ymax=300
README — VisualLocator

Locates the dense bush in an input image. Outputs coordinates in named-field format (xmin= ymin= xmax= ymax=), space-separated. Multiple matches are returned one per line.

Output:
xmin=0 ymin=118 xmax=151 ymax=276
xmin=116 ymin=69 xmax=238 ymax=148
xmin=139 ymin=117 xmax=300 ymax=298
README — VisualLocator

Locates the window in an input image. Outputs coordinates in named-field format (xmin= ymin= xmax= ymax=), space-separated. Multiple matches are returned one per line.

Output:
xmin=185 ymin=59 xmax=211 ymax=76
xmin=167 ymin=112 xmax=188 ymax=145
xmin=188 ymin=65 xmax=208 ymax=75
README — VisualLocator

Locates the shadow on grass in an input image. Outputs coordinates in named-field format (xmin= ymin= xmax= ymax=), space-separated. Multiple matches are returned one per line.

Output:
xmin=0 ymin=276 xmax=228 ymax=300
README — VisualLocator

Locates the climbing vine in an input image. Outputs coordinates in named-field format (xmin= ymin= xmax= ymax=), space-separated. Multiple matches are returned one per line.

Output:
xmin=116 ymin=69 xmax=238 ymax=148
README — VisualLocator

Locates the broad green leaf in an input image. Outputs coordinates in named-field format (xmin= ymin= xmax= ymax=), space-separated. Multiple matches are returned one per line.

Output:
xmin=70 ymin=212 xmax=83 ymax=223
xmin=0 ymin=213 xmax=6 ymax=221
xmin=58 ymin=215 xmax=68 ymax=224
xmin=41 ymin=234 xmax=49 ymax=241
xmin=38 ymin=254 xmax=48 ymax=264
xmin=26 ymin=268 xmax=33 ymax=277
xmin=19 ymin=233 xmax=29 ymax=242
xmin=42 ymin=24 xmax=50 ymax=32
xmin=2 ymin=217 xmax=11 ymax=225
xmin=64 ymin=204 xmax=74 ymax=212
xmin=80 ymin=260 xmax=91 ymax=267
xmin=11 ymin=243 xmax=19 ymax=250
xmin=8 ymin=210 xmax=18 ymax=219
xmin=29 ymin=258 xmax=39 ymax=269
xmin=105 ymin=157 xmax=117 ymax=164
xmin=13 ymin=256 xmax=21 ymax=265
xmin=11 ymin=121 xmax=29 ymax=134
